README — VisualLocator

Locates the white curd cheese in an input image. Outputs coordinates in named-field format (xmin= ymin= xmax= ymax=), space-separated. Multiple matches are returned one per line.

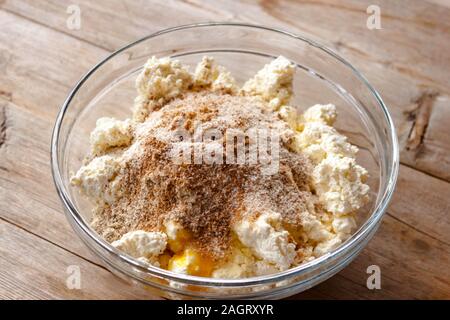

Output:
xmin=313 ymin=154 xmax=369 ymax=215
xmin=90 ymin=117 xmax=133 ymax=155
xmin=136 ymin=56 xmax=192 ymax=104
xmin=111 ymin=230 xmax=167 ymax=267
xmin=241 ymin=56 xmax=295 ymax=110
xmin=193 ymin=56 xmax=238 ymax=93
xmin=233 ymin=211 xmax=296 ymax=271
xmin=70 ymin=155 xmax=121 ymax=204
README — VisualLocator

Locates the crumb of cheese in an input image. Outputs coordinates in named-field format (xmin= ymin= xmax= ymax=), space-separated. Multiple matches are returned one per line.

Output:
xmin=211 ymin=246 xmax=255 ymax=279
xmin=70 ymin=155 xmax=121 ymax=204
xmin=193 ymin=56 xmax=238 ymax=94
xmin=90 ymin=117 xmax=133 ymax=155
xmin=164 ymin=219 xmax=191 ymax=253
xmin=293 ymin=121 xmax=358 ymax=163
xmin=211 ymin=245 xmax=279 ymax=279
xmin=301 ymin=213 xmax=333 ymax=242
xmin=313 ymin=154 xmax=369 ymax=215
xmin=277 ymin=105 xmax=299 ymax=130
xmin=292 ymin=104 xmax=369 ymax=215
xmin=111 ymin=230 xmax=167 ymax=267
xmin=302 ymin=103 xmax=337 ymax=125
xmin=136 ymin=56 xmax=192 ymax=104
xmin=241 ymin=56 xmax=295 ymax=110
xmin=233 ymin=211 xmax=296 ymax=271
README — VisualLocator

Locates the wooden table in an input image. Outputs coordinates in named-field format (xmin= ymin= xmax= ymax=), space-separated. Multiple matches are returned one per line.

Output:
xmin=0 ymin=0 xmax=449 ymax=300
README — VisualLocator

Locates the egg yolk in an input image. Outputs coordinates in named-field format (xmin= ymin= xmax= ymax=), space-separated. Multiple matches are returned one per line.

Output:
xmin=168 ymin=248 xmax=214 ymax=277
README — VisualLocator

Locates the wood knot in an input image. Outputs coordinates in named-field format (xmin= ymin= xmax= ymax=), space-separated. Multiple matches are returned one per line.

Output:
xmin=404 ymin=90 xmax=438 ymax=151
xmin=0 ymin=106 xmax=7 ymax=149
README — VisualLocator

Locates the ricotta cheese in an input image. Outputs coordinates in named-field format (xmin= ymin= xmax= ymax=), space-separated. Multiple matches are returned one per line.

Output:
xmin=193 ymin=56 xmax=238 ymax=93
xmin=111 ymin=230 xmax=167 ymax=267
xmin=233 ymin=211 xmax=296 ymax=271
xmin=277 ymin=105 xmax=299 ymax=130
xmin=90 ymin=117 xmax=133 ymax=155
xmin=136 ymin=56 xmax=192 ymax=104
xmin=241 ymin=56 xmax=295 ymax=110
xmin=293 ymin=121 xmax=358 ymax=163
xmin=70 ymin=155 xmax=121 ymax=204
xmin=313 ymin=154 xmax=369 ymax=215
xmin=292 ymin=104 xmax=369 ymax=215
xmin=302 ymin=103 xmax=337 ymax=125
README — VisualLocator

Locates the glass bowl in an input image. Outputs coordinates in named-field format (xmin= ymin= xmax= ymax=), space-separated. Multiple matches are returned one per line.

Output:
xmin=51 ymin=23 xmax=399 ymax=299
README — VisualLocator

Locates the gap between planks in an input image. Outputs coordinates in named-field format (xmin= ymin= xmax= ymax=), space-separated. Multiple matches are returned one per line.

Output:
xmin=1 ymin=6 xmax=448 ymax=186
xmin=385 ymin=212 xmax=450 ymax=247
xmin=2 ymin=1 xmax=450 ymax=96
xmin=0 ymin=215 xmax=108 ymax=271
xmin=0 ymin=7 xmax=113 ymax=52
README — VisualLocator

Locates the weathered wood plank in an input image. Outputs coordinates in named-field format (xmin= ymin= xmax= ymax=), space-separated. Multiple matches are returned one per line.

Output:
xmin=0 ymin=9 xmax=106 ymax=119
xmin=388 ymin=165 xmax=450 ymax=245
xmin=0 ymin=98 xmax=99 ymax=262
xmin=0 ymin=0 xmax=221 ymax=50
xmin=335 ymin=214 xmax=450 ymax=299
xmin=2 ymin=0 xmax=450 ymax=181
xmin=296 ymin=213 xmax=450 ymax=299
xmin=401 ymin=94 xmax=450 ymax=181
xmin=0 ymin=219 xmax=160 ymax=299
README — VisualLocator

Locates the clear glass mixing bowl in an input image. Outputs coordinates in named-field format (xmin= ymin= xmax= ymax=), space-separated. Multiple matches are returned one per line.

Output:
xmin=51 ymin=23 xmax=399 ymax=299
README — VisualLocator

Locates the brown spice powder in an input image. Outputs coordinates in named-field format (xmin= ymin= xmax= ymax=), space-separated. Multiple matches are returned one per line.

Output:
xmin=92 ymin=92 xmax=313 ymax=260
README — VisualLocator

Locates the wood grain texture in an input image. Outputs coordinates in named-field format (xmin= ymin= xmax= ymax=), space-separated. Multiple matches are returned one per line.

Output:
xmin=0 ymin=0 xmax=449 ymax=299
xmin=0 ymin=220 xmax=158 ymax=299
xmin=2 ymin=0 xmax=450 ymax=181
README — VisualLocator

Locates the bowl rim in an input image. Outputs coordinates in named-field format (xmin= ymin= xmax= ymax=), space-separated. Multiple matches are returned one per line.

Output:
xmin=51 ymin=22 xmax=399 ymax=287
